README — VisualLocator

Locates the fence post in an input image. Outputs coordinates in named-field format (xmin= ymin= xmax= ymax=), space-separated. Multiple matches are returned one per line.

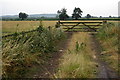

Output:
xmin=55 ymin=20 xmax=60 ymax=28
xmin=103 ymin=20 xmax=107 ymax=27
xmin=103 ymin=20 xmax=107 ymax=25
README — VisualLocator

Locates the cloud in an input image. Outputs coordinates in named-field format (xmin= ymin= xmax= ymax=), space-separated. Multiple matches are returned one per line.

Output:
xmin=1 ymin=0 xmax=119 ymax=16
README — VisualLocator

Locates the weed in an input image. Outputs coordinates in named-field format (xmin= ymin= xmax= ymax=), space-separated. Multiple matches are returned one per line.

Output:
xmin=56 ymin=32 xmax=97 ymax=78
xmin=97 ymin=22 xmax=119 ymax=72
xmin=75 ymin=41 xmax=80 ymax=52
xmin=2 ymin=24 xmax=66 ymax=78
xmin=75 ymin=41 xmax=86 ymax=53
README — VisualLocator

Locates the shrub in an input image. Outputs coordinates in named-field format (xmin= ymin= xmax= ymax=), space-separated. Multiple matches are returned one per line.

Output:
xmin=2 ymin=25 xmax=66 ymax=78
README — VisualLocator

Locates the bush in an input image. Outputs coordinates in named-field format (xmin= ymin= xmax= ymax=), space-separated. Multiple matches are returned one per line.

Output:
xmin=2 ymin=25 xmax=66 ymax=78
xmin=96 ymin=22 xmax=119 ymax=72
xmin=97 ymin=22 xmax=117 ymax=40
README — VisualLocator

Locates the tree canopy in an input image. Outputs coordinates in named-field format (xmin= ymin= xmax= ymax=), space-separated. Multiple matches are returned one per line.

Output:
xmin=57 ymin=8 xmax=69 ymax=20
xmin=86 ymin=14 xmax=92 ymax=18
xmin=72 ymin=7 xmax=83 ymax=20
xmin=19 ymin=12 xmax=28 ymax=20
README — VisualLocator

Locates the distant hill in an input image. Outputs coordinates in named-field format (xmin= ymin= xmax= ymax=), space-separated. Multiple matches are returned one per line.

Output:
xmin=29 ymin=14 xmax=57 ymax=18
xmin=1 ymin=14 xmax=57 ymax=19
xmin=1 ymin=15 xmax=18 ymax=19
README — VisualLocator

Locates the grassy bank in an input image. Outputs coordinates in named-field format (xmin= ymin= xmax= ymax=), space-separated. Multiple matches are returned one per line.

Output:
xmin=96 ymin=22 xmax=119 ymax=72
xmin=2 ymin=26 xmax=66 ymax=78
xmin=55 ymin=32 xmax=98 ymax=78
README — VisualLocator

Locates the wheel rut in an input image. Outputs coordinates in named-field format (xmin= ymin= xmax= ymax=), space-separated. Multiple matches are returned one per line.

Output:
xmin=33 ymin=32 xmax=73 ymax=78
xmin=89 ymin=33 xmax=118 ymax=79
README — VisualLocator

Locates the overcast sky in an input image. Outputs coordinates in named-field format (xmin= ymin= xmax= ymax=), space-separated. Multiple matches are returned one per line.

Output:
xmin=0 ymin=0 xmax=120 ymax=17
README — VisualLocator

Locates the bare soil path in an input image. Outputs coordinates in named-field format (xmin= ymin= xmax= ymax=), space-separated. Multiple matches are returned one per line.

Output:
xmin=31 ymin=32 xmax=118 ymax=79
xmin=89 ymin=33 xmax=118 ymax=79
xmin=32 ymin=32 xmax=73 ymax=78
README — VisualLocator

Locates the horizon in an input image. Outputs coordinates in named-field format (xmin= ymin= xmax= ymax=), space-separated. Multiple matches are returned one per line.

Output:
xmin=1 ymin=13 xmax=119 ymax=17
xmin=0 ymin=0 xmax=120 ymax=17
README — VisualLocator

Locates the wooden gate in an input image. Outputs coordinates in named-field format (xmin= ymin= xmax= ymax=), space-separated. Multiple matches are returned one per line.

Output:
xmin=55 ymin=20 xmax=107 ymax=32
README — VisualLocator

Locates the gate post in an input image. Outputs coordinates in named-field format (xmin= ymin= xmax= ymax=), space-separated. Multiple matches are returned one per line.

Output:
xmin=55 ymin=20 xmax=60 ymax=28
xmin=103 ymin=20 xmax=107 ymax=26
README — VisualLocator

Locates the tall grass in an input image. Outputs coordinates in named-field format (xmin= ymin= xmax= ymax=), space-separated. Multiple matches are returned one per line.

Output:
xmin=2 ymin=25 xmax=66 ymax=78
xmin=97 ymin=22 xmax=119 ymax=72
xmin=56 ymin=32 xmax=98 ymax=78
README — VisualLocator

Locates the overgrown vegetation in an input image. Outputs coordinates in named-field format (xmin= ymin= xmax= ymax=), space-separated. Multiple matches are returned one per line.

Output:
xmin=97 ymin=22 xmax=119 ymax=72
xmin=56 ymin=32 xmax=98 ymax=78
xmin=2 ymin=20 xmax=119 ymax=78
xmin=2 ymin=25 xmax=66 ymax=78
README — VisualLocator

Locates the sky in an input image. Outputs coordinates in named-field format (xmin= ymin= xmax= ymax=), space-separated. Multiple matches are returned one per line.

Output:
xmin=0 ymin=0 xmax=120 ymax=17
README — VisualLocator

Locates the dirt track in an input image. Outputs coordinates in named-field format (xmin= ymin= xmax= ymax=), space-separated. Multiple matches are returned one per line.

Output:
xmin=32 ymin=32 xmax=118 ymax=78
xmin=89 ymin=33 xmax=118 ymax=79
xmin=32 ymin=32 xmax=73 ymax=78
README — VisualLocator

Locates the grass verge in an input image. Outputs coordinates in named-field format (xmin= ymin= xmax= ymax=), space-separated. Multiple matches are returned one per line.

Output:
xmin=96 ymin=22 xmax=119 ymax=72
xmin=2 ymin=25 xmax=66 ymax=78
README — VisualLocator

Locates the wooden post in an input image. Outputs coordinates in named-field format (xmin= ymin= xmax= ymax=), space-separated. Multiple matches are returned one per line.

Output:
xmin=103 ymin=20 xmax=107 ymax=27
xmin=55 ymin=20 xmax=60 ymax=28
xmin=103 ymin=20 xmax=107 ymax=23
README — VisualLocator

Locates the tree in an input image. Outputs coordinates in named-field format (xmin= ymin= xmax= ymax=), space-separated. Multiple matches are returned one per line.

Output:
xmin=19 ymin=12 xmax=28 ymax=20
xmin=72 ymin=7 xmax=83 ymax=20
xmin=109 ymin=16 xmax=112 ymax=18
xmin=100 ymin=16 xmax=102 ymax=18
xmin=57 ymin=8 xmax=69 ymax=20
xmin=86 ymin=14 xmax=91 ymax=18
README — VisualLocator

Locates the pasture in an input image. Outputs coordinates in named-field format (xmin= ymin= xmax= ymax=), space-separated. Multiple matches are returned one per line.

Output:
xmin=2 ymin=21 xmax=57 ymax=35
xmin=2 ymin=20 xmax=118 ymax=35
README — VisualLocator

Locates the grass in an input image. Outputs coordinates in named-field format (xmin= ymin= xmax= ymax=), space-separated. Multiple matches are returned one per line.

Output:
xmin=2 ymin=20 xmax=119 ymax=78
xmin=2 ymin=21 xmax=57 ymax=35
xmin=2 ymin=25 xmax=66 ymax=78
xmin=55 ymin=32 xmax=98 ymax=78
xmin=2 ymin=20 xmax=118 ymax=35
xmin=97 ymin=22 xmax=119 ymax=72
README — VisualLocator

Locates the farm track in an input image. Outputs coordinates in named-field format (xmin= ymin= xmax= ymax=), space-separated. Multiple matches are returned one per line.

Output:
xmin=33 ymin=32 xmax=73 ymax=78
xmin=89 ymin=33 xmax=119 ymax=79
xmin=26 ymin=32 xmax=118 ymax=78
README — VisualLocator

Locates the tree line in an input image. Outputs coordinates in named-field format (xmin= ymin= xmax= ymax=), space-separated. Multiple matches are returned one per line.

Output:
xmin=17 ymin=7 xmax=118 ymax=20
xmin=57 ymin=7 xmax=83 ymax=20
xmin=18 ymin=7 xmax=92 ymax=20
xmin=57 ymin=7 xmax=92 ymax=20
